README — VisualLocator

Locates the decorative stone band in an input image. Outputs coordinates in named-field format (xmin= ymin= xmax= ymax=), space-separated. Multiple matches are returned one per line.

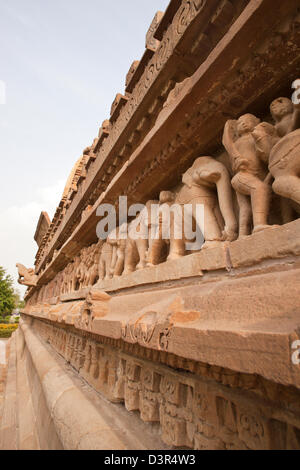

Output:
xmin=16 ymin=321 xmax=129 ymax=450
xmin=16 ymin=317 xmax=300 ymax=450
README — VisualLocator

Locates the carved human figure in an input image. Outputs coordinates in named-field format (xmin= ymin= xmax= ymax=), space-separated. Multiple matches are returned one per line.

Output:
xmin=267 ymin=92 xmax=300 ymax=207
xmin=61 ymin=263 xmax=72 ymax=294
xmin=223 ymin=114 xmax=273 ymax=237
xmin=71 ymin=256 xmax=81 ymax=291
xmin=78 ymin=248 xmax=89 ymax=290
xmin=68 ymin=262 xmax=75 ymax=292
xmin=82 ymin=246 xmax=92 ymax=287
xmin=84 ymin=243 xmax=101 ymax=286
xmin=123 ymin=200 xmax=159 ymax=275
xmin=109 ymin=225 xmax=127 ymax=277
xmin=55 ymin=271 xmax=64 ymax=297
xmin=147 ymin=191 xmax=176 ymax=266
xmin=98 ymin=241 xmax=114 ymax=281
xmin=270 ymin=94 xmax=300 ymax=138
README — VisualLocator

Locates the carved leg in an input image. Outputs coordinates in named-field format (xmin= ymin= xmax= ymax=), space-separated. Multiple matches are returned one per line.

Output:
xmin=104 ymin=256 xmax=113 ymax=280
xmin=168 ymin=239 xmax=186 ymax=259
xmin=251 ymin=179 xmax=272 ymax=233
xmin=113 ymin=248 xmax=125 ymax=277
xmin=202 ymin=206 xmax=223 ymax=244
xmin=136 ymin=239 xmax=148 ymax=270
xmin=233 ymin=172 xmax=271 ymax=236
xmin=148 ymin=239 xmax=167 ymax=265
xmin=236 ymin=192 xmax=252 ymax=238
xmin=98 ymin=257 xmax=105 ymax=281
xmin=168 ymin=205 xmax=188 ymax=257
xmin=123 ymin=239 xmax=138 ymax=275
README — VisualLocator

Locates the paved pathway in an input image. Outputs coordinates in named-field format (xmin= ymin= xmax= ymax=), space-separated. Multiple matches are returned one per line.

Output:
xmin=0 ymin=339 xmax=8 ymax=365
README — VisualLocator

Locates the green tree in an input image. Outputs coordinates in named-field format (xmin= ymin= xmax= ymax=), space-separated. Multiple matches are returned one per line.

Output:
xmin=0 ymin=266 xmax=16 ymax=317
xmin=13 ymin=289 xmax=25 ymax=311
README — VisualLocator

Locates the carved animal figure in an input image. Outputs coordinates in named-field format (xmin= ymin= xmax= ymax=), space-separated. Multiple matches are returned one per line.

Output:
xmin=16 ymin=263 xmax=38 ymax=287
xmin=123 ymin=200 xmax=159 ymax=275
xmin=148 ymin=157 xmax=237 ymax=262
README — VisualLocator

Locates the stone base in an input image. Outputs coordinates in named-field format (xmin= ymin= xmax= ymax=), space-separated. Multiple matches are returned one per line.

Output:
xmin=4 ymin=221 xmax=300 ymax=450
xmin=1 ymin=319 xmax=300 ymax=450
xmin=0 ymin=326 xmax=170 ymax=450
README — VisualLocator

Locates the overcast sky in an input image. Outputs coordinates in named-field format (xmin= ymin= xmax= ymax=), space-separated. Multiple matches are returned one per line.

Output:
xmin=0 ymin=0 xmax=169 ymax=296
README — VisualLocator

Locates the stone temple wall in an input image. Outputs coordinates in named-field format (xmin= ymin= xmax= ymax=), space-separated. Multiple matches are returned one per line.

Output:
xmin=1 ymin=0 xmax=300 ymax=450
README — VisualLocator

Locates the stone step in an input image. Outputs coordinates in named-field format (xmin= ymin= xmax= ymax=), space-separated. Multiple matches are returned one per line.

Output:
xmin=0 ymin=335 xmax=17 ymax=450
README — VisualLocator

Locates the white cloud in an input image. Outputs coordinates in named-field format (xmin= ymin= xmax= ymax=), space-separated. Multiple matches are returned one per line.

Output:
xmin=0 ymin=179 xmax=65 ymax=297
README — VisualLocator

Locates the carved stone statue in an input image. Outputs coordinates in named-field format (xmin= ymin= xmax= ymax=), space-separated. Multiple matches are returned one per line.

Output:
xmin=98 ymin=241 xmax=114 ymax=281
xmin=16 ymin=263 xmax=38 ymax=287
xmin=223 ymin=114 xmax=273 ymax=237
xmin=267 ymin=91 xmax=300 ymax=208
xmin=71 ymin=256 xmax=82 ymax=292
xmin=147 ymin=191 xmax=175 ymax=266
xmin=62 ymin=263 xmax=73 ymax=294
xmin=270 ymin=95 xmax=300 ymax=138
xmin=123 ymin=200 xmax=159 ymax=275
xmin=178 ymin=157 xmax=237 ymax=249
xmin=147 ymin=157 xmax=238 ymax=262
xmin=83 ymin=243 xmax=101 ymax=286
xmin=109 ymin=225 xmax=127 ymax=278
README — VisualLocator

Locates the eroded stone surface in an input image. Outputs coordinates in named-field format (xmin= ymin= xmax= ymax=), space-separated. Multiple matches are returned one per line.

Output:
xmin=5 ymin=0 xmax=300 ymax=450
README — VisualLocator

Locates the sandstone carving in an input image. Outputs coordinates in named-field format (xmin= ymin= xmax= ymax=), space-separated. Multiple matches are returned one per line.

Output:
xmin=83 ymin=243 xmax=101 ymax=287
xmin=176 ymin=156 xmax=237 ymax=251
xmin=123 ymin=200 xmax=159 ymax=274
xmin=6 ymin=1 xmax=300 ymax=452
xmin=147 ymin=191 xmax=175 ymax=266
xmin=109 ymin=225 xmax=127 ymax=278
xmin=268 ymin=88 xmax=300 ymax=208
xmin=98 ymin=240 xmax=114 ymax=281
xmin=223 ymin=115 xmax=273 ymax=237
xmin=16 ymin=263 xmax=38 ymax=287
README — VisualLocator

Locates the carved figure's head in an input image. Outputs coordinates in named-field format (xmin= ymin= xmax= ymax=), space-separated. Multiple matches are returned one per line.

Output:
xmin=270 ymin=97 xmax=293 ymax=121
xmin=237 ymin=114 xmax=261 ymax=135
xmin=159 ymin=191 xmax=175 ymax=204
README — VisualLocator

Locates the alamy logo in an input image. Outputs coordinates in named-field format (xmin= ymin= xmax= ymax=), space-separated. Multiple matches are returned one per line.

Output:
xmin=0 ymin=81 xmax=6 ymax=105
xmin=291 ymin=79 xmax=300 ymax=105
xmin=292 ymin=340 xmax=300 ymax=366
xmin=96 ymin=196 xmax=205 ymax=251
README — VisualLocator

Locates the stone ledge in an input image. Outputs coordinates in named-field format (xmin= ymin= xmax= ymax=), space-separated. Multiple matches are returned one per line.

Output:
xmin=72 ymin=220 xmax=300 ymax=296
xmin=35 ymin=217 xmax=300 ymax=306
xmin=0 ymin=335 xmax=17 ymax=450
xmin=18 ymin=322 xmax=131 ymax=450
xmin=1 ymin=322 xmax=170 ymax=450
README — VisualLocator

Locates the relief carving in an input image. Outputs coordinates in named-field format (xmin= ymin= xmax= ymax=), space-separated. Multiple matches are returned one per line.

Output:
xmin=31 ymin=319 xmax=300 ymax=451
